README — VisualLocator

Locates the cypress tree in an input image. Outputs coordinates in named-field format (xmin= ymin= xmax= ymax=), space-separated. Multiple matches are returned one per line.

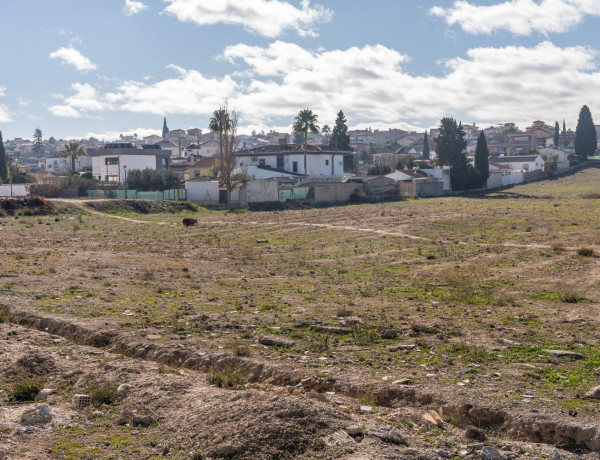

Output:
xmin=554 ymin=121 xmax=560 ymax=147
xmin=575 ymin=105 xmax=597 ymax=159
xmin=0 ymin=131 xmax=7 ymax=183
xmin=330 ymin=110 xmax=350 ymax=151
xmin=422 ymin=131 xmax=430 ymax=160
xmin=474 ymin=131 xmax=489 ymax=187
xmin=436 ymin=118 xmax=475 ymax=190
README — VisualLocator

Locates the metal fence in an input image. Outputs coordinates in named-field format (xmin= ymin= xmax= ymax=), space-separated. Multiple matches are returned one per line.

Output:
xmin=83 ymin=189 xmax=187 ymax=200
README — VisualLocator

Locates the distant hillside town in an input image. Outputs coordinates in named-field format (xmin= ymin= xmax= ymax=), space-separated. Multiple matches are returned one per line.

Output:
xmin=1 ymin=110 xmax=599 ymax=205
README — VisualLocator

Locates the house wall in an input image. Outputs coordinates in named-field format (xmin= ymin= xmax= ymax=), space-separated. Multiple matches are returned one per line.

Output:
xmin=239 ymin=152 xmax=344 ymax=177
xmin=0 ymin=184 xmax=29 ymax=197
xmin=185 ymin=180 xmax=220 ymax=203
xmin=415 ymin=179 xmax=444 ymax=197
xmin=312 ymin=183 xmax=357 ymax=203
xmin=92 ymin=155 xmax=158 ymax=184
xmin=244 ymin=180 xmax=279 ymax=203
xmin=423 ymin=167 xmax=451 ymax=191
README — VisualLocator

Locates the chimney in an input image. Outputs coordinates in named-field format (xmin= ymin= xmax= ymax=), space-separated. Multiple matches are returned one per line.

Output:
xmin=279 ymin=138 xmax=287 ymax=146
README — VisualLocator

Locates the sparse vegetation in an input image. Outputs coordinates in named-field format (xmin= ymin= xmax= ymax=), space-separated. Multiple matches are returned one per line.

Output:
xmin=207 ymin=368 xmax=246 ymax=389
xmin=90 ymin=382 xmax=117 ymax=406
xmin=7 ymin=375 xmax=44 ymax=402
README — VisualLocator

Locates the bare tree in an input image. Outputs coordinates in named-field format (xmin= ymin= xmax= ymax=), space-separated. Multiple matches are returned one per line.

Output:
xmin=209 ymin=101 xmax=245 ymax=204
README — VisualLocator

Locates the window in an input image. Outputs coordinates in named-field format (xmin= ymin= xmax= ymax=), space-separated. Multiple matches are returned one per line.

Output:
xmin=325 ymin=159 xmax=329 ymax=166
xmin=105 ymin=157 xmax=118 ymax=165
xmin=259 ymin=159 xmax=266 ymax=166
xmin=293 ymin=161 xmax=298 ymax=173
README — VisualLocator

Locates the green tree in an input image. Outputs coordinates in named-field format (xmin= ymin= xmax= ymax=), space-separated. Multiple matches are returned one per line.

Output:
xmin=321 ymin=124 xmax=331 ymax=144
xmin=422 ymin=131 xmax=430 ymax=160
xmin=575 ymin=105 xmax=597 ymax=159
xmin=293 ymin=108 xmax=320 ymax=175
xmin=435 ymin=118 xmax=476 ymax=190
xmin=126 ymin=168 xmax=180 ymax=191
xmin=367 ymin=164 xmax=391 ymax=175
xmin=554 ymin=121 xmax=560 ymax=148
xmin=343 ymin=153 xmax=357 ymax=173
xmin=330 ymin=110 xmax=350 ymax=151
xmin=209 ymin=101 xmax=244 ymax=203
xmin=32 ymin=128 xmax=43 ymax=158
xmin=474 ymin=131 xmax=490 ymax=186
xmin=0 ymin=131 xmax=7 ymax=183
xmin=61 ymin=142 xmax=86 ymax=173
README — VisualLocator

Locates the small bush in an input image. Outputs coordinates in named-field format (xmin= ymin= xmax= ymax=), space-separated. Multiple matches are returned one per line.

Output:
xmin=229 ymin=341 xmax=252 ymax=357
xmin=207 ymin=368 xmax=246 ymax=389
xmin=90 ymin=383 xmax=117 ymax=406
xmin=577 ymin=248 xmax=595 ymax=257
xmin=559 ymin=286 xmax=587 ymax=304
xmin=551 ymin=243 xmax=565 ymax=254
xmin=7 ymin=376 xmax=44 ymax=402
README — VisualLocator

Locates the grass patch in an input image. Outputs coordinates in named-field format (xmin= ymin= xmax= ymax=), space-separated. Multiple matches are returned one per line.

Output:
xmin=7 ymin=375 xmax=44 ymax=402
xmin=577 ymin=247 xmax=595 ymax=257
xmin=207 ymin=368 xmax=246 ymax=389
xmin=90 ymin=382 xmax=117 ymax=406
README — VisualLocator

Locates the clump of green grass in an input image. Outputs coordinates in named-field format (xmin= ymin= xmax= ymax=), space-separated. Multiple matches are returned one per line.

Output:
xmin=577 ymin=247 xmax=595 ymax=257
xmin=229 ymin=341 xmax=252 ymax=357
xmin=207 ymin=368 xmax=246 ymax=389
xmin=411 ymin=324 xmax=441 ymax=335
xmin=7 ymin=375 xmax=44 ymax=402
xmin=559 ymin=286 xmax=587 ymax=304
xmin=90 ymin=382 xmax=117 ymax=406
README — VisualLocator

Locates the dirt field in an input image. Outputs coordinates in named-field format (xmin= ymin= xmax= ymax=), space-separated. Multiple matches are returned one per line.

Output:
xmin=2 ymin=168 xmax=600 ymax=459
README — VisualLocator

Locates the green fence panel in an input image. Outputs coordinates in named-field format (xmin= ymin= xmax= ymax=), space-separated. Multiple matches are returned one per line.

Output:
xmin=279 ymin=187 xmax=311 ymax=202
xmin=84 ymin=190 xmax=97 ymax=198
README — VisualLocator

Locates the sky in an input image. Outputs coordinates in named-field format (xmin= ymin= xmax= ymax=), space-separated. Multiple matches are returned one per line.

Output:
xmin=0 ymin=0 xmax=599 ymax=141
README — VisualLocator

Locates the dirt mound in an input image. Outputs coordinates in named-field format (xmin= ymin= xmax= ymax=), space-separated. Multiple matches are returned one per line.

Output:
xmin=0 ymin=197 xmax=55 ymax=216
xmin=15 ymin=353 xmax=55 ymax=375
xmin=86 ymin=199 xmax=201 ymax=214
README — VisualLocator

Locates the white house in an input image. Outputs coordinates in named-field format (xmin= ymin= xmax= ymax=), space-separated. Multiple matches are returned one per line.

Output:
xmin=184 ymin=140 xmax=220 ymax=159
xmin=489 ymin=154 xmax=545 ymax=172
xmin=235 ymin=141 xmax=348 ymax=179
xmin=540 ymin=148 xmax=570 ymax=171
xmin=89 ymin=144 xmax=171 ymax=184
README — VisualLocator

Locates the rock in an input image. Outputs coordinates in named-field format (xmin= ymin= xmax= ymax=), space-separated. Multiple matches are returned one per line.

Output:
xmin=306 ymin=391 xmax=328 ymax=403
xmin=388 ymin=344 xmax=416 ymax=352
xmin=211 ymin=444 xmax=238 ymax=458
xmin=36 ymin=389 xmax=54 ymax=401
xmin=256 ymin=239 xmax=268 ymax=244
xmin=359 ymin=405 xmax=373 ymax=413
xmin=182 ymin=218 xmax=198 ymax=227
xmin=480 ymin=447 xmax=506 ymax=460
xmin=259 ymin=336 xmax=296 ymax=348
xmin=542 ymin=349 xmax=584 ymax=360
xmin=310 ymin=325 xmax=352 ymax=335
xmin=20 ymin=405 xmax=53 ymax=426
xmin=338 ymin=405 xmax=351 ymax=413
xmin=116 ymin=384 xmax=132 ymax=396
xmin=468 ymin=443 xmax=485 ymax=452
xmin=365 ymin=428 xmax=407 ymax=445
xmin=132 ymin=415 xmax=156 ymax=427
xmin=422 ymin=410 xmax=444 ymax=428
xmin=465 ymin=425 xmax=487 ymax=441
xmin=584 ymin=386 xmax=600 ymax=399
xmin=322 ymin=430 xmax=355 ymax=447
xmin=437 ymin=450 xmax=451 ymax=458
xmin=346 ymin=425 xmax=363 ymax=436
xmin=91 ymin=411 xmax=104 ymax=418
xmin=380 ymin=328 xmax=399 ymax=339
xmin=392 ymin=378 xmax=413 ymax=385
xmin=551 ymin=450 xmax=564 ymax=460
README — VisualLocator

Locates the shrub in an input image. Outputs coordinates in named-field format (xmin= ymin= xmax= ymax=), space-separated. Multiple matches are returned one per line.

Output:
xmin=207 ymin=368 xmax=246 ymax=389
xmin=90 ymin=383 xmax=117 ymax=406
xmin=577 ymin=248 xmax=595 ymax=257
xmin=7 ymin=376 xmax=44 ymax=402
xmin=229 ymin=341 xmax=252 ymax=357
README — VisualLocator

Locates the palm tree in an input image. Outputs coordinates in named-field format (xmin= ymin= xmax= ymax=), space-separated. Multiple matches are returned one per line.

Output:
xmin=62 ymin=142 xmax=86 ymax=174
xmin=293 ymin=109 xmax=320 ymax=175
xmin=209 ymin=108 xmax=231 ymax=175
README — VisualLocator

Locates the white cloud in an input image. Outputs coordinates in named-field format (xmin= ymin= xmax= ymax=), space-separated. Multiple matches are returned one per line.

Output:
xmin=49 ymin=46 xmax=98 ymax=72
xmin=48 ymin=41 xmax=600 ymax=132
xmin=0 ymin=86 xmax=6 ymax=97
xmin=49 ymin=83 xmax=111 ymax=118
xmin=163 ymin=0 xmax=332 ymax=38
xmin=104 ymin=65 xmax=238 ymax=114
xmin=431 ymin=0 xmax=600 ymax=36
xmin=71 ymin=127 xmax=161 ymax=141
xmin=0 ymin=105 xmax=12 ymax=123
xmin=124 ymin=0 xmax=148 ymax=16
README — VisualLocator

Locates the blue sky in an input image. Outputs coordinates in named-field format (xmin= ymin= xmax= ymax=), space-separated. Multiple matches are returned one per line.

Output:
xmin=0 ymin=0 xmax=599 ymax=140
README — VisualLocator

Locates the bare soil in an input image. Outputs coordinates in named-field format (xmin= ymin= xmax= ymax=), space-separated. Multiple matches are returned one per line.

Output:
xmin=2 ymin=168 xmax=600 ymax=459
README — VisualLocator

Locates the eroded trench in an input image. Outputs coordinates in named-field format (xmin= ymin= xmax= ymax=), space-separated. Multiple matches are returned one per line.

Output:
xmin=3 ymin=305 xmax=600 ymax=453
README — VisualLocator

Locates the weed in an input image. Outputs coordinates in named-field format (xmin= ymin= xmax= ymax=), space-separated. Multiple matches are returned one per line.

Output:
xmin=229 ymin=341 xmax=252 ymax=357
xmin=7 ymin=375 xmax=44 ymax=402
xmin=207 ymin=368 xmax=246 ymax=389
xmin=559 ymin=286 xmax=587 ymax=304
xmin=551 ymin=243 xmax=565 ymax=254
xmin=90 ymin=382 xmax=117 ymax=406
xmin=577 ymin=247 xmax=595 ymax=257
xmin=312 ymin=439 xmax=326 ymax=451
